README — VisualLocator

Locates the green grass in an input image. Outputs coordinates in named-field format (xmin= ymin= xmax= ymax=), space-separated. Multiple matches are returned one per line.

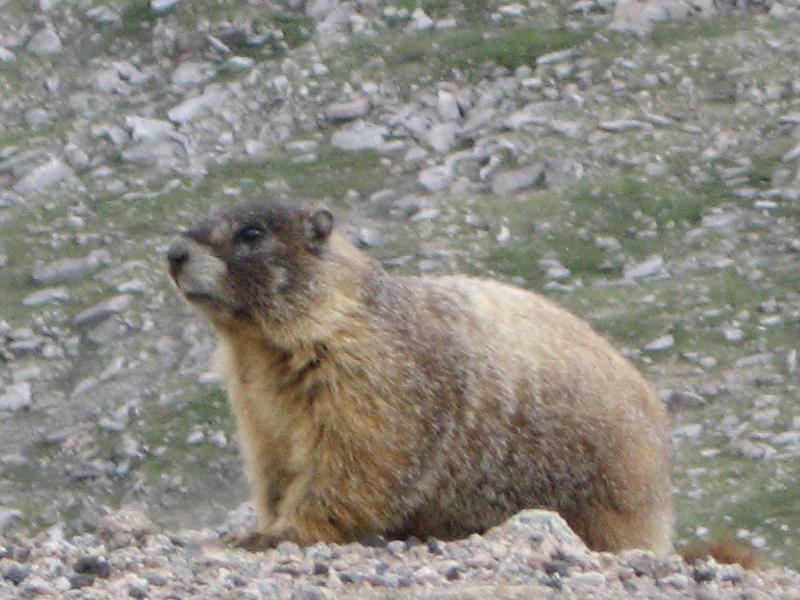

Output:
xmin=477 ymin=175 xmax=712 ymax=286
xmin=344 ymin=24 xmax=594 ymax=81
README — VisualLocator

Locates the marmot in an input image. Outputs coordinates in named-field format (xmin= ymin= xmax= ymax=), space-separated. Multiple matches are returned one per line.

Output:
xmin=167 ymin=200 xmax=674 ymax=554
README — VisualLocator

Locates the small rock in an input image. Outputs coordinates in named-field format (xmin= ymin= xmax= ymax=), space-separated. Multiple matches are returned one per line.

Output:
xmin=645 ymin=335 xmax=674 ymax=353
xmin=167 ymin=85 xmax=230 ymax=125
xmin=151 ymin=0 xmax=180 ymax=12
xmin=406 ymin=8 xmax=434 ymax=31
xmin=225 ymin=56 xmax=255 ymax=71
xmin=722 ymin=327 xmax=744 ymax=342
xmin=23 ymin=287 xmax=70 ymax=306
xmin=624 ymin=255 xmax=664 ymax=280
xmin=74 ymin=555 xmax=111 ymax=579
xmin=599 ymin=119 xmax=646 ymax=132
xmin=73 ymin=295 xmax=131 ymax=329
xmin=31 ymin=250 xmax=110 ymax=285
xmin=331 ymin=121 xmax=388 ymax=151
xmin=325 ymin=97 xmax=370 ymax=122
xmin=2 ymin=562 xmax=29 ymax=585
xmin=15 ymin=157 xmax=75 ymax=195
xmin=0 ymin=383 xmax=32 ymax=412
xmin=491 ymin=164 xmax=546 ymax=195
xmin=671 ymin=423 xmax=703 ymax=439
xmin=86 ymin=6 xmax=120 ymax=24
xmin=418 ymin=165 xmax=452 ymax=192
xmin=26 ymin=27 xmax=62 ymax=56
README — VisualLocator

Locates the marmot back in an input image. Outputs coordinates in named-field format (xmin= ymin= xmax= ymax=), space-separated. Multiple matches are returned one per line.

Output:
xmin=167 ymin=200 xmax=673 ymax=554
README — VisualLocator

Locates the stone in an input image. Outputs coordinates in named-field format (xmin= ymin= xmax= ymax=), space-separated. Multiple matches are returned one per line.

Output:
xmin=73 ymin=295 xmax=131 ymax=329
xmin=225 ymin=56 xmax=255 ymax=71
xmin=26 ymin=27 xmax=62 ymax=56
xmin=167 ymin=85 xmax=230 ymax=125
xmin=151 ymin=0 xmax=180 ymax=12
xmin=0 ymin=382 xmax=32 ymax=412
xmin=74 ymin=555 xmax=111 ymax=579
xmin=418 ymin=165 xmax=452 ymax=192
xmin=86 ymin=6 xmax=120 ymax=24
xmin=331 ymin=121 xmax=388 ymax=151
xmin=325 ymin=97 xmax=370 ymax=122
xmin=0 ymin=47 xmax=15 ymax=63
xmin=491 ymin=164 xmax=545 ymax=195
xmin=599 ymin=119 xmax=646 ymax=132
xmin=23 ymin=287 xmax=70 ymax=306
xmin=426 ymin=122 xmax=459 ymax=153
xmin=645 ymin=335 xmax=674 ymax=352
xmin=437 ymin=90 xmax=461 ymax=121
xmin=624 ymin=255 xmax=664 ymax=279
xmin=14 ymin=158 xmax=75 ymax=195
xmin=171 ymin=62 xmax=215 ymax=86
xmin=609 ymin=0 xmax=692 ymax=36
xmin=31 ymin=249 xmax=110 ymax=285
xmin=406 ymin=8 xmax=434 ymax=31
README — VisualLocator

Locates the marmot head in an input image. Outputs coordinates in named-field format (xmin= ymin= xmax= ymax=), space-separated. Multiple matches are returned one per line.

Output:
xmin=167 ymin=201 xmax=334 ymax=328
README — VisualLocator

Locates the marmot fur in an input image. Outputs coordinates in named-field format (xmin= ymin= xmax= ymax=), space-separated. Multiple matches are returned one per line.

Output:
xmin=167 ymin=200 xmax=673 ymax=554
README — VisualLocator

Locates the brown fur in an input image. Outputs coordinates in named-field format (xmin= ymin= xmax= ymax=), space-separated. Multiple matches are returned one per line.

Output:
xmin=167 ymin=200 xmax=674 ymax=554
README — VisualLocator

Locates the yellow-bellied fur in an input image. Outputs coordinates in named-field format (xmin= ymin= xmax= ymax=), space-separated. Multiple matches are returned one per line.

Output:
xmin=170 ymin=203 xmax=673 ymax=554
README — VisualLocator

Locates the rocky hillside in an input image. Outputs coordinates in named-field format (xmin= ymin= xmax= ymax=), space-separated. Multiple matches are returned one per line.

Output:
xmin=1 ymin=0 xmax=799 ymax=595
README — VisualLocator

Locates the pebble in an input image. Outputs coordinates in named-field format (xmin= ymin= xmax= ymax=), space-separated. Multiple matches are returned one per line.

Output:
xmin=73 ymin=294 xmax=131 ymax=329
xmin=331 ymin=121 xmax=388 ymax=151
xmin=645 ymin=335 xmax=674 ymax=353
xmin=22 ymin=287 xmax=70 ymax=307
xmin=14 ymin=157 xmax=75 ymax=195
xmin=167 ymin=86 xmax=230 ymax=125
xmin=26 ymin=27 xmax=62 ymax=56
xmin=151 ymin=0 xmax=180 ymax=12
xmin=0 ymin=382 xmax=32 ymax=412
xmin=491 ymin=164 xmax=546 ymax=195
xmin=325 ymin=97 xmax=370 ymax=122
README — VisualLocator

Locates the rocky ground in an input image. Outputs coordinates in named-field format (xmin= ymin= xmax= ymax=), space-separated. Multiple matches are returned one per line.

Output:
xmin=4 ymin=508 xmax=800 ymax=599
xmin=0 ymin=0 xmax=799 ymax=596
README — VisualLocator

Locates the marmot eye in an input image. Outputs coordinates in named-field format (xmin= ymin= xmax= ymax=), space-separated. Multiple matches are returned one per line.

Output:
xmin=235 ymin=225 xmax=265 ymax=244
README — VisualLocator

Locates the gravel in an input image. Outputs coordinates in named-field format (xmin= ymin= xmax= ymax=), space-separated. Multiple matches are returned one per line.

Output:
xmin=1 ymin=508 xmax=798 ymax=599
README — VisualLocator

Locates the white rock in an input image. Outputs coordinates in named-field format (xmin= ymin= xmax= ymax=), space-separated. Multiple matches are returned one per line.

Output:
xmin=124 ymin=116 xmax=175 ymax=142
xmin=151 ymin=0 xmax=180 ymax=12
xmin=624 ymin=255 xmax=664 ymax=279
xmin=0 ymin=382 xmax=32 ymax=412
xmin=86 ymin=6 xmax=120 ymax=24
xmin=325 ymin=97 xmax=370 ymax=122
xmin=23 ymin=287 xmax=70 ymax=306
xmin=672 ymin=423 xmax=703 ymax=438
xmin=491 ymin=165 xmax=545 ymax=195
xmin=14 ymin=158 xmax=75 ymax=195
xmin=426 ymin=122 xmax=459 ymax=153
xmin=0 ymin=47 xmax=15 ymax=62
xmin=167 ymin=85 xmax=230 ymax=125
xmin=171 ymin=62 xmax=214 ymax=86
xmin=437 ymin=90 xmax=461 ymax=121
xmin=645 ymin=335 xmax=674 ymax=352
xmin=407 ymin=8 xmax=434 ymax=31
xmin=26 ymin=27 xmax=62 ymax=56
xmin=418 ymin=165 xmax=452 ymax=192
xmin=723 ymin=327 xmax=744 ymax=342
xmin=331 ymin=121 xmax=388 ymax=151
xmin=609 ymin=0 xmax=692 ymax=36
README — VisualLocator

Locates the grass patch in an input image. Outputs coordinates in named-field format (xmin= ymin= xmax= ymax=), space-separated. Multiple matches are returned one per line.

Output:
xmin=344 ymin=24 xmax=594 ymax=81
xmin=479 ymin=175 xmax=711 ymax=286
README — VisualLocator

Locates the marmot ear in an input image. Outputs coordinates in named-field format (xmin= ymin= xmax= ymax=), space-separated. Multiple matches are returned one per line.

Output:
xmin=304 ymin=208 xmax=334 ymax=248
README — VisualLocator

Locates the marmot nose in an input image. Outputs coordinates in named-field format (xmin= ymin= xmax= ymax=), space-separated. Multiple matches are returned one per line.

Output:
xmin=167 ymin=239 xmax=190 ymax=278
